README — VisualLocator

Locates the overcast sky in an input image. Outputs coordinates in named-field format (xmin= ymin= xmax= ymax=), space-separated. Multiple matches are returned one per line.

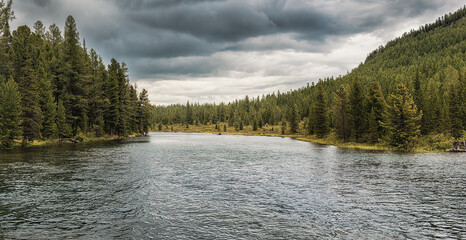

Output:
xmin=11 ymin=0 xmax=465 ymax=105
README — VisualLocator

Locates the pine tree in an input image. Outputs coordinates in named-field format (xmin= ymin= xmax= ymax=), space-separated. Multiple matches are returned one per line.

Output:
xmin=333 ymin=85 xmax=350 ymax=142
xmin=0 ymin=0 xmax=13 ymax=78
xmin=281 ymin=119 xmax=287 ymax=135
xmin=310 ymin=84 xmax=328 ymax=138
xmin=106 ymin=58 xmax=120 ymax=135
xmin=384 ymin=83 xmax=422 ymax=150
xmin=116 ymin=62 xmax=128 ymax=137
xmin=36 ymin=60 xmax=57 ymax=138
xmin=365 ymin=80 xmax=386 ymax=143
xmin=289 ymin=104 xmax=299 ymax=133
xmin=138 ymin=88 xmax=151 ymax=135
xmin=449 ymin=80 xmax=463 ymax=139
xmin=0 ymin=75 xmax=21 ymax=148
xmin=11 ymin=25 xmax=42 ymax=143
xmin=63 ymin=15 xmax=86 ymax=135
xmin=186 ymin=100 xmax=193 ymax=125
xmin=348 ymin=79 xmax=365 ymax=141
xmin=33 ymin=20 xmax=45 ymax=38
xmin=56 ymin=99 xmax=71 ymax=138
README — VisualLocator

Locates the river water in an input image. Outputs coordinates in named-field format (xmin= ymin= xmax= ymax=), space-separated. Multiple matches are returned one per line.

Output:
xmin=0 ymin=132 xmax=464 ymax=239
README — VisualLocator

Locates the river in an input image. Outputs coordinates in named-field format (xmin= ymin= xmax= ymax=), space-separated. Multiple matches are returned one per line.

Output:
xmin=0 ymin=132 xmax=464 ymax=239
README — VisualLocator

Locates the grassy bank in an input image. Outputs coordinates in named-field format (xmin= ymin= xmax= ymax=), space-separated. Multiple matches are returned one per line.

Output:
xmin=155 ymin=123 xmax=453 ymax=153
xmin=6 ymin=133 xmax=145 ymax=149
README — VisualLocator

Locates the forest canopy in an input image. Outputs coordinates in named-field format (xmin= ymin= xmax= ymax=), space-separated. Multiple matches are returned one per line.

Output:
xmin=0 ymin=0 xmax=152 ymax=148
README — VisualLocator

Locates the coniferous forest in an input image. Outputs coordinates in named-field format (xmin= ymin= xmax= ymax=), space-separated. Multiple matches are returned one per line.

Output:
xmin=0 ymin=0 xmax=152 ymax=148
xmin=152 ymin=7 xmax=466 ymax=151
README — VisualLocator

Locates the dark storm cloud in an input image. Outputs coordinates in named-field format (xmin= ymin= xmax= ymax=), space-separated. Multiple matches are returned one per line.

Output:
xmin=115 ymin=0 xmax=445 ymax=44
xmin=32 ymin=0 xmax=51 ymax=7
xmin=126 ymin=1 xmax=274 ymax=42
xmin=11 ymin=0 xmax=465 ymax=104
xmin=102 ymin=29 xmax=213 ymax=58
xmin=116 ymin=0 xmax=226 ymax=9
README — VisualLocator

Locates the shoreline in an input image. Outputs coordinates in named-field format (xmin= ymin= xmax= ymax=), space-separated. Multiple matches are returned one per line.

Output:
xmin=154 ymin=124 xmax=451 ymax=153
xmin=2 ymin=134 xmax=145 ymax=150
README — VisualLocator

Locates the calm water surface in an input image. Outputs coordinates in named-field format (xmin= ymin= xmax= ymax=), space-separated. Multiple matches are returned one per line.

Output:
xmin=0 ymin=132 xmax=465 ymax=239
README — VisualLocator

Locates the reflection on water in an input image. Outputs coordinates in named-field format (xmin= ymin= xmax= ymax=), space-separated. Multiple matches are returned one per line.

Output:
xmin=0 ymin=133 xmax=465 ymax=239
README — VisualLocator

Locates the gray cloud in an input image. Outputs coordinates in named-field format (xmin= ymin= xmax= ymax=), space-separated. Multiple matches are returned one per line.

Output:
xmin=10 ymin=0 xmax=465 ymax=104
xmin=33 ymin=0 xmax=51 ymax=7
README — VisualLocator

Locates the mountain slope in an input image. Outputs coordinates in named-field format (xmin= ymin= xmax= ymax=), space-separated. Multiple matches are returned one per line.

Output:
xmin=153 ymin=6 xmax=466 ymax=151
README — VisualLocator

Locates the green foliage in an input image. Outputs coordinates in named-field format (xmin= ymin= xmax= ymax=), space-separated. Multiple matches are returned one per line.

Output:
xmin=281 ymin=119 xmax=286 ymax=135
xmin=365 ymin=80 xmax=386 ymax=143
xmin=0 ymin=9 xmax=151 ymax=145
xmin=11 ymin=25 xmax=43 ymax=142
xmin=56 ymin=99 xmax=71 ymax=138
xmin=310 ymin=84 xmax=328 ymax=138
xmin=333 ymin=86 xmax=350 ymax=142
xmin=384 ymin=83 xmax=422 ymax=150
xmin=348 ymin=79 xmax=365 ymax=142
xmin=0 ymin=76 xmax=22 ymax=148
xmin=289 ymin=104 xmax=299 ymax=134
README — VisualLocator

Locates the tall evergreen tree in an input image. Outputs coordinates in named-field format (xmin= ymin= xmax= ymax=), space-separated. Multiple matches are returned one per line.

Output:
xmin=310 ymin=84 xmax=328 ymax=138
xmin=333 ymin=86 xmax=350 ymax=142
xmin=139 ymin=88 xmax=151 ymax=135
xmin=63 ymin=15 xmax=86 ymax=135
xmin=365 ymin=80 xmax=386 ymax=143
xmin=11 ymin=25 xmax=42 ymax=142
xmin=384 ymin=83 xmax=422 ymax=150
xmin=449 ymin=79 xmax=463 ymax=139
xmin=289 ymin=104 xmax=299 ymax=134
xmin=56 ymin=99 xmax=71 ymax=138
xmin=186 ymin=100 xmax=193 ymax=125
xmin=0 ymin=75 xmax=21 ymax=148
xmin=348 ymin=79 xmax=365 ymax=141
xmin=106 ymin=58 xmax=120 ymax=136
xmin=0 ymin=0 xmax=14 ymax=78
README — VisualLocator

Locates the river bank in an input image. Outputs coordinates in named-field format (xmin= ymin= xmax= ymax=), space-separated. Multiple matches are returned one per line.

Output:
xmin=3 ymin=133 xmax=145 ymax=150
xmin=154 ymin=123 xmax=453 ymax=153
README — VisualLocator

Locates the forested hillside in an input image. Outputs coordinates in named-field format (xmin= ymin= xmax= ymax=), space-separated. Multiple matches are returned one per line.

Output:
xmin=0 ymin=0 xmax=151 ymax=148
xmin=153 ymin=6 xmax=466 ymax=151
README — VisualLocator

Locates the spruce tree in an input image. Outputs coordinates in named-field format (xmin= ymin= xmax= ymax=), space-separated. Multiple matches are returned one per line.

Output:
xmin=0 ymin=0 xmax=13 ymax=78
xmin=281 ymin=119 xmax=286 ymax=135
xmin=56 ymin=99 xmax=71 ymax=138
xmin=138 ymin=88 xmax=151 ymax=135
xmin=348 ymin=79 xmax=365 ymax=141
xmin=289 ymin=104 xmax=299 ymax=134
xmin=11 ymin=25 xmax=42 ymax=142
xmin=186 ymin=100 xmax=193 ymax=125
xmin=63 ymin=15 xmax=86 ymax=135
xmin=36 ymin=60 xmax=57 ymax=138
xmin=106 ymin=59 xmax=120 ymax=135
xmin=449 ymin=80 xmax=463 ymax=139
xmin=311 ymin=84 xmax=328 ymax=138
xmin=0 ymin=76 xmax=21 ymax=148
xmin=333 ymin=85 xmax=350 ymax=142
xmin=365 ymin=80 xmax=386 ymax=143
xmin=384 ymin=83 xmax=422 ymax=150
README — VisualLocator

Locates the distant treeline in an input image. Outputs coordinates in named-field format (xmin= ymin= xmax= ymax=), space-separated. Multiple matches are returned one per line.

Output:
xmin=152 ymin=6 xmax=466 ymax=151
xmin=0 ymin=0 xmax=151 ymax=148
